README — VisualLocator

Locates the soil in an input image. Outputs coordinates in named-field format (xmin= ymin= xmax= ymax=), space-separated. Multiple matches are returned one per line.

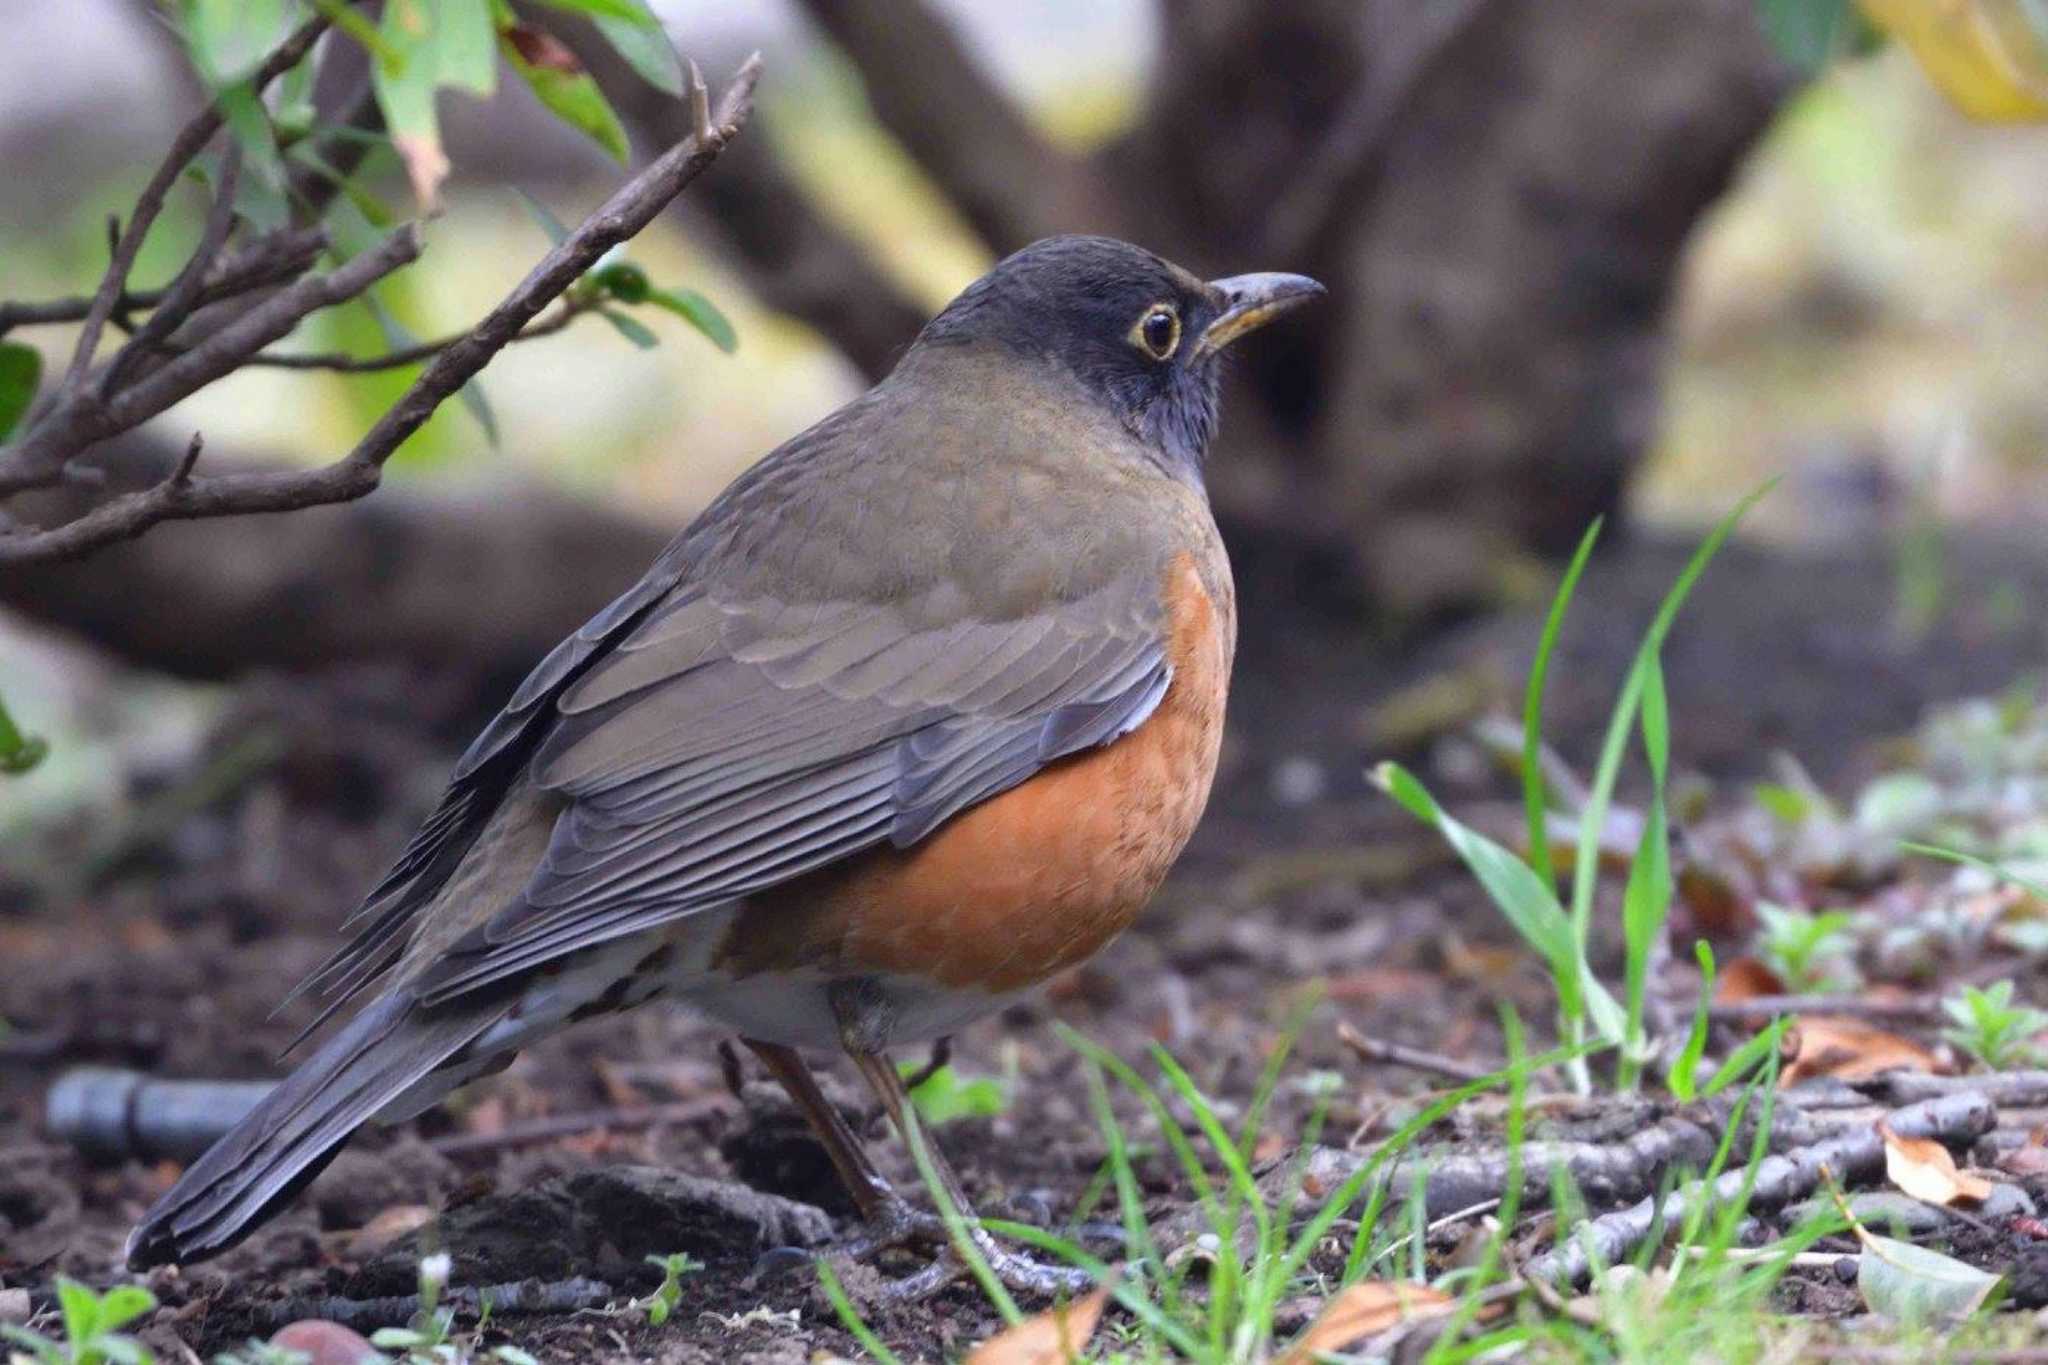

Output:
xmin=8 ymin=529 xmax=2048 ymax=1362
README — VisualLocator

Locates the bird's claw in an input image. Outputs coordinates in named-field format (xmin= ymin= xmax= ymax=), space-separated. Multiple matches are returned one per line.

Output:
xmin=750 ymin=1196 xmax=1096 ymax=1302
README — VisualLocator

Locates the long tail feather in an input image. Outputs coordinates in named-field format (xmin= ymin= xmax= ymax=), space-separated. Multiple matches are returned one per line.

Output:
xmin=125 ymin=991 xmax=502 ymax=1269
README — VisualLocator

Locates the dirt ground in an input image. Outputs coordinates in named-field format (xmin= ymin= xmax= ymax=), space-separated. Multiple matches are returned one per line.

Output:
xmin=8 ymin=530 xmax=2048 ymax=1361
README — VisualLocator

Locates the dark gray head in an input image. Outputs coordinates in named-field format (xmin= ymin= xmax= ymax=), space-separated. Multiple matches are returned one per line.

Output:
xmin=913 ymin=235 xmax=1323 ymax=482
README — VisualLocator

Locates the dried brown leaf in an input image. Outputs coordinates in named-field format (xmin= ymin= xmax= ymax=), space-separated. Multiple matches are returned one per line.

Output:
xmin=1782 ymin=1017 xmax=1938 ymax=1083
xmin=1275 ymin=1281 xmax=1454 ymax=1364
xmin=1715 ymin=955 xmax=1787 ymax=1004
xmin=1881 ymin=1122 xmax=1993 ymax=1205
xmin=964 ymin=1290 xmax=1108 ymax=1365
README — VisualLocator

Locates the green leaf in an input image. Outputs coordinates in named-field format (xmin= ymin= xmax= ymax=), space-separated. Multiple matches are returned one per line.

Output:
xmin=92 ymin=1286 xmax=157 ymax=1335
xmin=0 ymin=341 xmax=42 ymax=440
xmin=372 ymin=0 xmax=450 ymax=206
xmin=595 ymin=7 xmax=684 ymax=94
xmin=1754 ymin=0 xmax=1882 ymax=74
xmin=601 ymin=308 xmax=659 ymax=349
xmin=513 ymin=187 xmax=571 ymax=246
xmin=215 ymin=82 xmax=291 ymax=230
xmin=437 ymin=0 xmax=499 ymax=96
xmin=1857 ymin=1231 xmax=2003 ymax=1324
xmin=526 ymin=0 xmax=663 ymax=25
xmin=1372 ymin=760 xmax=1625 ymax=1041
xmin=1752 ymin=782 xmax=1818 ymax=825
xmin=179 ymin=0 xmax=291 ymax=87
xmin=1523 ymin=517 xmax=1603 ymax=891
xmin=458 ymin=377 xmax=501 ymax=448
xmin=501 ymin=34 xmax=630 ymax=163
xmin=309 ymin=0 xmax=403 ymax=70
xmin=596 ymin=262 xmax=652 ymax=303
xmin=647 ymin=286 xmax=738 ymax=353
xmin=901 ymin=1064 xmax=1008 ymax=1125
xmin=56 ymin=1278 xmax=102 ymax=1348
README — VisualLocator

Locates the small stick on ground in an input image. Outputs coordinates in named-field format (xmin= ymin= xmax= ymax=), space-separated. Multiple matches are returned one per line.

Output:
xmin=1338 ymin=1020 xmax=1492 ymax=1084
xmin=251 ymin=1277 xmax=615 ymax=1331
xmin=1521 ymin=1090 xmax=1995 ymax=1288
xmin=1705 ymin=995 xmax=1943 ymax=1025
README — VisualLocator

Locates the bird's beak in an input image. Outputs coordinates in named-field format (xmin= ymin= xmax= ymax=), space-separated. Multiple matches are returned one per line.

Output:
xmin=1193 ymin=272 xmax=1325 ymax=358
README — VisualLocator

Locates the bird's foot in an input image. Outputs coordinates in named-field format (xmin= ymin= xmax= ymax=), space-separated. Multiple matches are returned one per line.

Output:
xmin=752 ymin=1195 xmax=1096 ymax=1302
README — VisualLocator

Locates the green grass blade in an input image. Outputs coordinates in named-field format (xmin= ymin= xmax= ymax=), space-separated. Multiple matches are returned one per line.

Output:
xmin=1618 ymin=653 xmax=1673 ymax=1091
xmin=897 ymin=1103 xmax=1021 ymax=1325
xmin=1523 ymin=517 xmax=1604 ymax=891
xmin=1567 ymin=482 xmax=1773 ymax=1034
xmin=1666 ymin=940 xmax=1717 ymax=1100
xmin=815 ymin=1261 xmax=905 ymax=1365
xmin=1901 ymin=841 xmax=2048 ymax=901
xmin=982 ymin=1221 xmax=1211 ymax=1360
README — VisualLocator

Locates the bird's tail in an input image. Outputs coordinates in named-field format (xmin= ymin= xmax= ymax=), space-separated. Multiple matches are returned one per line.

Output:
xmin=125 ymin=990 xmax=503 ymax=1269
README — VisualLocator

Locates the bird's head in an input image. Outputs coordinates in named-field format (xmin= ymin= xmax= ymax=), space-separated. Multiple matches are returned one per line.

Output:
xmin=910 ymin=235 xmax=1324 ymax=481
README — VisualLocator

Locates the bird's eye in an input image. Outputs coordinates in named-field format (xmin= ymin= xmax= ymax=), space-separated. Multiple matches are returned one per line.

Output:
xmin=1130 ymin=305 xmax=1181 ymax=361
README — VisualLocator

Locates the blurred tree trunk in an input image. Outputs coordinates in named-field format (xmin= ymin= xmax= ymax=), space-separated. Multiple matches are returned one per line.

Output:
xmin=702 ymin=0 xmax=1793 ymax=617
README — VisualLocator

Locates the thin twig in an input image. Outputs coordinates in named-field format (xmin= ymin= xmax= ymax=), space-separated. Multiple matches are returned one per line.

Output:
xmin=172 ymin=432 xmax=204 ymax=485
xmin=54 ymin=14 xmax=328 ymax=398
xmin=1521 ymin=1091 xmax=1995 ymax=1288
xmin=1705 ymin=995 xmax=1944 ymax=1025
xmin=1338 ymin=1020 xmax=1493 ymax=1084
xmin=0 ymin=56 xmax=763 ymax=564
xmin=102 ymin=142 xmax=245 ymax=395
xmin=250 ymin=1277 xmax=615 ymax=1331
xmin=222 ymin=301 xmax=586 ymax=372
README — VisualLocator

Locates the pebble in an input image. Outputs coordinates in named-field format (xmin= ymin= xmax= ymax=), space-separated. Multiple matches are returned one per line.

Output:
xmin=270 ymin=1320 xmax=388 ymax=1365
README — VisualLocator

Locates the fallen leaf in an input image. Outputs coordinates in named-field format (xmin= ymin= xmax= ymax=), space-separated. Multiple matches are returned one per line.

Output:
xmin=1714 ymin=955 xmax=1786 ymax=1003
xmin=1782 ymin=1017 xmax=1938 ymax=1083
xmin=1855 ymin=1230 xmax=2004 ymax=1325
xmin=964 ymin=1290 xmax=1108 ymax=1365
xmin=1881 ymin=1122 xmax=1993 ymax=1206
xmin=1275 ymin=1281 xmax=1455 ymax=1364
xmin=1676 ymin=861 xmax=1753 ymax=940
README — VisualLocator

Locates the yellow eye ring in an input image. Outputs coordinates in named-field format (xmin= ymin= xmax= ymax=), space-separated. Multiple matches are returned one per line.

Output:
xmin=1130 ymin=304 xmax=1181 ymax=360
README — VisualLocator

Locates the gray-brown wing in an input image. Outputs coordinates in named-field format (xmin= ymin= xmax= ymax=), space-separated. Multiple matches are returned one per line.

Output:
xmin=407 ymin=574 xmax=1170 ymax=1005
xmin=280 ymin=544 xmax=692 ymax=1042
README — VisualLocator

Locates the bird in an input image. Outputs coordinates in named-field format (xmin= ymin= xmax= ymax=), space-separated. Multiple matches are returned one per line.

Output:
xmin=125 ymin=234 xmax=1322 ymax=1295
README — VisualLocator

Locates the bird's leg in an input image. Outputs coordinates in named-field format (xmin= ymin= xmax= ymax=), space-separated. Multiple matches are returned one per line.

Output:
xmin=845 ymin=1046 xmax=1095 ymax=1300
xmin=739 ymin=1038 xmax=945 ymax=1258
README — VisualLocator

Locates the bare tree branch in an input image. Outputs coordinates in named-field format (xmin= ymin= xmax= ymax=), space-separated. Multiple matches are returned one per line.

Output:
xmin=554 ymin=15 xmax=928 ymax=383
xmin=0 ymin=56 xmax=763 ymax=567
xmin=792 ymin=0 xmax=1100 ymax=251
xmin=143 ymin=299 xmax=591 ymax=373
xmin=0 ymin=230 xmax=329 ymax=337
xmin=0 ymin=226 xmax=426 ymax=498
xmin=50 ymin=14 xmax=329 ymax=398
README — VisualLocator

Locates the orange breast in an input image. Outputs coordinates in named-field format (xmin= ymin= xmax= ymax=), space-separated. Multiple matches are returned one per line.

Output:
xmin=720 ymin=551 xmax=1233 ymax=993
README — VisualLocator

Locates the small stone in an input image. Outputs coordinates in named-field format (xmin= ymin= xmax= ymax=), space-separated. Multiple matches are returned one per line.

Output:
xmin=270 ymin=1320 xmax=387 ymax=1365
xmin=0 ymin=1287 xmax=31 ymax=1322
xmin=1978 ymin=1182 xmax=2038 ymax=1221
